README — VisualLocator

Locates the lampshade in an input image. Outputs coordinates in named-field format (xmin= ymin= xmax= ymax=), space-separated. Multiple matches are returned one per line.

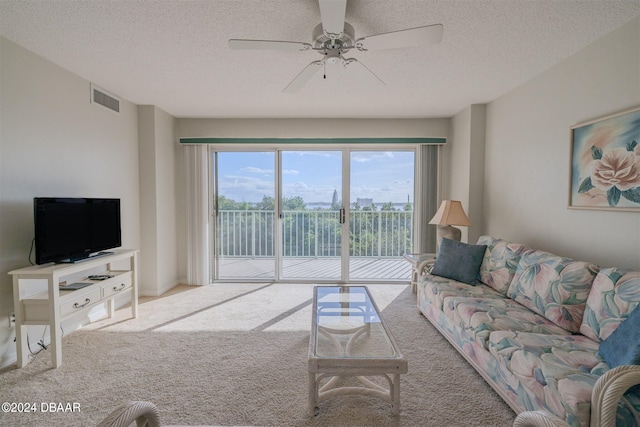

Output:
xmin=429 ymin=200 xmax=471 ymax=227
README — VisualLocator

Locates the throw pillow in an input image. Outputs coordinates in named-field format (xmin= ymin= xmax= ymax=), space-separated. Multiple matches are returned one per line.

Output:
xmin=430 ymin=238 xmax=487 ymax=285
xmin=599 ymin=303 xmax=640 ymax=367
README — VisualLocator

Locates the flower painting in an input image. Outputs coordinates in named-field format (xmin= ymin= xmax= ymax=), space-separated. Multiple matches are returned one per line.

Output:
xmin=570 ymin=106 xmax=640 ymax=210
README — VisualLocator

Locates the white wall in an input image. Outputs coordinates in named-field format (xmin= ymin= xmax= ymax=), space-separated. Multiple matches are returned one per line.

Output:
xmin=0 ymin=37 xmax=141 ymax=367
xmin=483 ymin=17 xmax=640 ymax=269
xmin=177 ymin=118 xmax=450 ymax=139
xmin=468 ymin=106 xmax=486 ymax=244
xmin=443 ymin=104 xmax=486 ymax=243
xmin=445 ymin=108 xmax=472 ymax=242
xmin=138 ymin=107 xmax=159 ymax=293
xmin=138 ymin=105 xmax=180 ymax=295
xmin=154 ymin=108 xmax=180 ymax=293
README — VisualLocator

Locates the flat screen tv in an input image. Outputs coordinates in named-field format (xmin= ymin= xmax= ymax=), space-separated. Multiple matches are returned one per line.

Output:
xmin=34 ymin=197 xmax=122 ymax=264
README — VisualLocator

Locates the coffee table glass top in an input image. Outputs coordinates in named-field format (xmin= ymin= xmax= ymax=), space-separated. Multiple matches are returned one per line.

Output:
xmin=312 ymin=286 xmax=400 ymax=359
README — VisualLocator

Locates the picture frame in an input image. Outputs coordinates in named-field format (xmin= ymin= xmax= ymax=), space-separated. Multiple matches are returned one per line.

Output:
xmin=569 ymin=106 xmax=640 ymax=211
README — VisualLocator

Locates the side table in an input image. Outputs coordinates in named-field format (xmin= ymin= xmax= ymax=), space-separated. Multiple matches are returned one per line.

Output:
xmin=403 ymin=253 xmax=436 ymax=293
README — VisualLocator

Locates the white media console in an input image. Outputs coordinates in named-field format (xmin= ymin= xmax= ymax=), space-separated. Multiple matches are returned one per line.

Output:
xmin=9 ymin=249 xmax=139 ymax=368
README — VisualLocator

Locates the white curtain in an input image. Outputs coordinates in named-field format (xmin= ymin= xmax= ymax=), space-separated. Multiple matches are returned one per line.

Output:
xmin=184 ymin=145 xmax=210 ymax=285
xmin=416 ymin=144 xmax=440 ymax=253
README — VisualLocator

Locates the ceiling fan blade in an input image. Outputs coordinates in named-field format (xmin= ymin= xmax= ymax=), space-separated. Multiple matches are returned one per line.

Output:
xmin=283 ymin=61 xmax=324 ymax=93
xmin=356 ymin=24 xmax=444 ymax=51
xmin=229 ymin=39 xmax=311 ymax=51
xmin=318 ymin=0 xmax=347 ymax=36
xmin=344 ymin=58 xmax=385 ymax=86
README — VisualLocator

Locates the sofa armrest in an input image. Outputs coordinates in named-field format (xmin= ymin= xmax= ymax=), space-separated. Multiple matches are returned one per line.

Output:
xmin=416 ymin=258 xmax=436 ymax=276
xmin=513 ymin=411 xmax=571 ymax=427
xmin=591 ymin=365 xmax=640 ymax=427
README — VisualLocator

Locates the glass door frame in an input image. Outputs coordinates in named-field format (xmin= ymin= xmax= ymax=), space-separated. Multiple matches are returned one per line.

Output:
xmin=345 ymin=148 xmax=418 ymax=281
xmin=211 ymin=149 xmax=278 ymax=281
xmin=279 ymin=149 xmax=345 ymax=281
xmin=209 ymin=143 xmax=421 ymax=283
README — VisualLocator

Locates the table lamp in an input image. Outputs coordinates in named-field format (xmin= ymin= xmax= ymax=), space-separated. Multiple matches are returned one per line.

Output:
xmin=429 ymin=200 xmax=471 ymax=250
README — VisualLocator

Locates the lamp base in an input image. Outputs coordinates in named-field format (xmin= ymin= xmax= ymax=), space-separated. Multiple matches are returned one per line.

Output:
xmin=436 ymin=225 xmax=462 ymax=252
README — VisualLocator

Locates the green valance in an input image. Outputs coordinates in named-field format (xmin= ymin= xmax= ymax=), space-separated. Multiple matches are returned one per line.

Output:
xmin=179 ymin=137 xmax=446 ymax=145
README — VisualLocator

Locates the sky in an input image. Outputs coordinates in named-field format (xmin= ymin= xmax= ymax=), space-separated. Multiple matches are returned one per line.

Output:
xmin=216 ymin=150 xmax=415 ymax=206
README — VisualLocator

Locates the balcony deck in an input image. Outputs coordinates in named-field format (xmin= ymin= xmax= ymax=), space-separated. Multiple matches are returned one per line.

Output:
xmin=217 ymin=256 xmax=411 ymax=282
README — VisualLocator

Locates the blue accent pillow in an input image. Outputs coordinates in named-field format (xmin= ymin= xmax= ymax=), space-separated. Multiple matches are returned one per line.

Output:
xmin=430 ymin=238 xmax=487 ymax=285
xmin=599 ymin=303 xmax=640 ymax=367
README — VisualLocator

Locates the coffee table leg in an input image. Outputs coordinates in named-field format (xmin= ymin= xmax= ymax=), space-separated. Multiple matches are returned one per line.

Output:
xmin=308 ymin=372 xmax=317 ymax=416
xmin=391 ymin=373 xmax=401 ymax=415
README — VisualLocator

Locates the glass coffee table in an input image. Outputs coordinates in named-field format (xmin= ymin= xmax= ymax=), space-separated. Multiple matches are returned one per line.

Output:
xmin=308 ymin=286 xmax=408 ymax=416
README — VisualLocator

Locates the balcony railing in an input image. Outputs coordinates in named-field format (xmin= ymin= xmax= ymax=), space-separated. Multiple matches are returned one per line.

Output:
xmin=216 ymin=210 xmax=413 ymax=258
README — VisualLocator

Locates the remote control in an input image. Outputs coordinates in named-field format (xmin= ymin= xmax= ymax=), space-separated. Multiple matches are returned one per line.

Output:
xmin=88 ymin=274 xmax=113 ymax=280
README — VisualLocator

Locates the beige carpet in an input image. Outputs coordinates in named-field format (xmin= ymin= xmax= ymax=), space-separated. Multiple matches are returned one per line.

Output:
xmin=0 ymin=283 xmax=516 ymax=426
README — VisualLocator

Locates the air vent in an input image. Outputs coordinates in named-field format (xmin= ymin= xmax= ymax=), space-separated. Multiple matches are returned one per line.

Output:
xmin=91 ymin=84 xmax=120 ymax=113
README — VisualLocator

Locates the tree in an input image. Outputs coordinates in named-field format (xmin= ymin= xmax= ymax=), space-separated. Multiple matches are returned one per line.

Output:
xmin=217 ymin=195 xmax=249 ymax=210
xmin=255 ymin=195 xmax=275 ymax=210
xmin=283 ymin=195 xmax=306 ymax=210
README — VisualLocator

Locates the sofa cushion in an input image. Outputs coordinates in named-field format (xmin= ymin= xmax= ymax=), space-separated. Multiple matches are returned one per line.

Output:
xmin=444 ymin=297 xmax=570 ymax=349
xmin=506 ymin=249 xmax=599 ymax=333
xmin=477 ymin=235 xmax=529 ymax=296
xmin=599 ymin=303 xmax=640 ymax=368
xmin=420 ymin=275 xmax=504 ymax=311
xmin=431 ymin=238 xmax=487 ymax=285
xmin=579 ymin=268 xmax=640 ymax=342
xmin=488 ymin=331 xmax=604 ymax=427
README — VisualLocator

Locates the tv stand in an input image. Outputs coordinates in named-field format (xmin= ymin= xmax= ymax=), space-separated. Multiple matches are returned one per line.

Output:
xmin=62 ymin=251 xmax=114 ymax=264
xmin=9 ymin=249 xmax=138 ymax=369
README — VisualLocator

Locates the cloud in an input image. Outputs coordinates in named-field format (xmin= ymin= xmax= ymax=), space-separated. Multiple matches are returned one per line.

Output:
xmin=351 ymin=152 xmax=394 ymax=163
xmin=241 ymin=166 xmax=273 ymax=175
xmin=283 ymin=181 xmax=337 ymax=202
xmin=220 ymin=175 xmax=274 ymax=200
xmin=240 ymin=166 xmax=299 ymax=175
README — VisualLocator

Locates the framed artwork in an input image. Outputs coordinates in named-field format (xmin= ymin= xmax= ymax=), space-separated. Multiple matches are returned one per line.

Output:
xmin=569 ymin=106 xmax=640 ymax=211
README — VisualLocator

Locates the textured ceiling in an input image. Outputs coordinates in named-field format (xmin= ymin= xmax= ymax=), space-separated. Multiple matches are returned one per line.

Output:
xmin=1 ymin=0 xmax=638 ymax=118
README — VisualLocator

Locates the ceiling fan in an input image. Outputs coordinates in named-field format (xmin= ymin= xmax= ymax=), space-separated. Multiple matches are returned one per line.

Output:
xmin=228 ymin=0 xmax=443 ymax=93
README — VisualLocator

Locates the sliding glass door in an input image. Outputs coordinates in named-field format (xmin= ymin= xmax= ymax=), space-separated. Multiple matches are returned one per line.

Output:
xmin=211 ymin=147 xmax=416 ymax=282
xmin=280 ymin=150 xmax=343 ymax=280
xmin=214 ymin=151 xmax=276 ymax=280
xmin=349 ymin=151 xmax=415 ymax=280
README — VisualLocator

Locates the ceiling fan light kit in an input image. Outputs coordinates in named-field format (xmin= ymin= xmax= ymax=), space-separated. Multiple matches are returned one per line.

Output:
xmin=228 ymin=0 xmax=443 ymax=92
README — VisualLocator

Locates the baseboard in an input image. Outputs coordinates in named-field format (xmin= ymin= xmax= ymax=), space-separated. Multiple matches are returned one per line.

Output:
xmin=1 ymin=282 xmax=182 ymax=369
xmin=139 ymin=279 xmax=183 ymax=297
xmin=0 ymin=349 xmax=17 ymax=369
xmin=158 ymin=279 xmax=181 ymax=296
xmin=0 ymin=302 xmax=114 ymax=370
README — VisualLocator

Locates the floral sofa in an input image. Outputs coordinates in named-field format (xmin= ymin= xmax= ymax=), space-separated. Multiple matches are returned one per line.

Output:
xmin=417 ymin=235 xmax=640 ymax=427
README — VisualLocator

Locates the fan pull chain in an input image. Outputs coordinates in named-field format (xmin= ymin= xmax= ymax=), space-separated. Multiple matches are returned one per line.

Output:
xmin=324 ymin=61 xmax=326 ymax=79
